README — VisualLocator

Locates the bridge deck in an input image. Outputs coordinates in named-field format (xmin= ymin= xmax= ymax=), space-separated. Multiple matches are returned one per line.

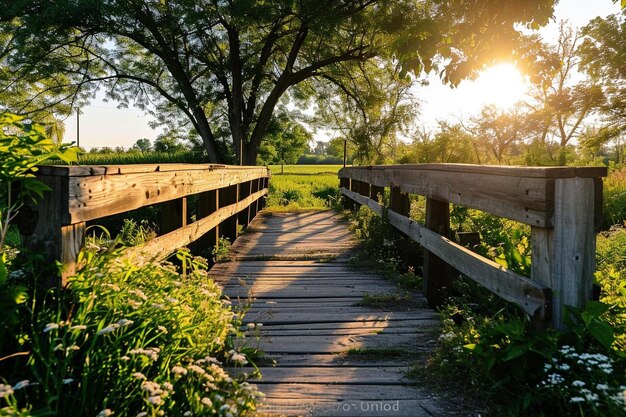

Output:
xmin=210 ymin=211 xmax=447 ymax=416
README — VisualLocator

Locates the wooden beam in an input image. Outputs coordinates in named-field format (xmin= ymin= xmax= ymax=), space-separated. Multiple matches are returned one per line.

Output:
xmin=341 ymin=188 xmax=550 ymax=316
xmin=65 ymin=167 xmax=269 ymax=224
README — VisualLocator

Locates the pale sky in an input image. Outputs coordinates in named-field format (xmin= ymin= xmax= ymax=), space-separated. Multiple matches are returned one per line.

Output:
xmin=63 ymin=0 xmax=622 ymax=150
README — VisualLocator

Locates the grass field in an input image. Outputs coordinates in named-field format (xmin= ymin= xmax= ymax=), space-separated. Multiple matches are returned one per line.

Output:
xmin=266 ymin=165 xmax=343 ymax=210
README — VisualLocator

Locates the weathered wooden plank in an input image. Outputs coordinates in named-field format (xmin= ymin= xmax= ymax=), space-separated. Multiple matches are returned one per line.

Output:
xmin=552 ymin=178 xmax=596 ymax=328
xmin=231 ymin=367 xmax=410 ymax=384
xmin=125 ymin=189 xmax=267 ymax=262
xmin=66 ymin=167 xmax=269 ymax=223
xmin=261 ymin=353 xmax=410 ymax=367
xmin=241 ymin=311 xmax=433 ymax=325
xmin=341 ymin=188 xmax=550 ymax=316
xmin=257 ymin=383 xmax=435 ymax=400
xmin=341 ymin=169 xmax=553 ymax=227
xmin=339 ymin=163 xmax=607 ymax=179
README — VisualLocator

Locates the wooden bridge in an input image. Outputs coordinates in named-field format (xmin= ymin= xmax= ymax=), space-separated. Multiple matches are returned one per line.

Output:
xmin=22 ymin=163 xmax=607 ymax=416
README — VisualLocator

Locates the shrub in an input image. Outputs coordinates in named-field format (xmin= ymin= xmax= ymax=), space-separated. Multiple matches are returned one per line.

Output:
xmin=0 ymin=248 xmax=260 ymax=416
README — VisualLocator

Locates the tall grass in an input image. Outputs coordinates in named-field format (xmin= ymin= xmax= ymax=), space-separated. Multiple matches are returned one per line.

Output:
xmin=54 ymin=150 xmax=208 ymax=165
xmin=604 ymin=166 xmax=626 ymax=228
xmin=266 ymin=165 xmax=342 ymax=210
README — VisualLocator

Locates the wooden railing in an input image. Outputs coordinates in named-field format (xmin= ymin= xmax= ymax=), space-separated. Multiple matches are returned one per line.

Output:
xmin=339 ymin=164 xmax=607 ymax=328
xmin=18 ymin=164 xmax=270 ymax=283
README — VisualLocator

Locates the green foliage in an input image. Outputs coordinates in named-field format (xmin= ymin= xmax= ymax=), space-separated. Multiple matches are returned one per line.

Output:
xmin=212 ymin=237 xmax=232 ymax=263
xmin=0 ymin=247 xmax=260 ymax=416
xmin=257 ymin=114 xmax=311 ymax=166
xmin=603 ymin=167 xmax=626 ymax=227
xmin=71 ymin=150 xmax=207 ymax=165
xmin=265 ymin=165 xmax=340 ymax=210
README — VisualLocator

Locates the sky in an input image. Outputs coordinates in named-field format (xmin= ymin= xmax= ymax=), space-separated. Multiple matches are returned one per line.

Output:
xmin=62 ymin=0 xmax=622 ymax=150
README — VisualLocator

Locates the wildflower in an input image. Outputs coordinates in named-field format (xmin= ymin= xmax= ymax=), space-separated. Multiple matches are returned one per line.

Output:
xmin=96 ymin=409 xmax=114 ymax=417
xmin=157 ymin=326 xmax=168 ymax=334
xmin=132 ymin=372 xmax=147 ymax=380
xmin=117 ymin=319 xmax=134 ymax=327
xmin=121 ymin=356 xmax=131 ymax=361
xmin=162 ymin=382 xmax=173 ymax=391
xmin=12 ymin=380 xmax=30 ymax=390
xmin=570 ymin=397 xmax=585 ymax=403
xmin=97 ymin=323 xmax=120 ymax=335
xmin=572 ymin=380 xmax=586 ymax=387
xmin=172 ymin=366 xmax=187 ymax=376
xmin=151 ymin=303 xmax=165 ymax=310
xmin=147 ymin=396 xmax=163 ymax=405
xmin=183 ymin=412 xmax=192 ymax=417
xmin=0 ymin=384 xmax=14 ymax=398
xmin=66 ymin=345 xmax=80 ymax=352
xmin=221 ymin=300 xmax=232 ymax=306
xmin=136 ymin=413 xmax=148 ymax=417
xmin=43 ymin=323 xmax=60 ymax=333
xmin=165 ymin=297 xmax=179 ymax=304
xmin=141 ymin=381 xmax=163 ymax=396
xmin=63 ymin=378 xmax=74 ymax=384
xmin=597 ymin=384 xmax=609 ymax=391
xmin=246 ymin=323 xmax=256 ymax=330
xmin=256 ymin=323 xmax=263 ymax=328
xmin=129 ymin=347 xmax=160 ymax=361
xmin=201 ymin=397 xmax=213 ymax=407
xmin=556 ymin=363 xmax=570 ymax=371
xmin=129 ymin=289 xmax=148 ymax=300
xmin=187 ymin=364 xmax=207 ymax=375
xmin=230 ymin=352 xmax=248 ymax=365
xmin=70 ymin=325 xmax=87 ymax=331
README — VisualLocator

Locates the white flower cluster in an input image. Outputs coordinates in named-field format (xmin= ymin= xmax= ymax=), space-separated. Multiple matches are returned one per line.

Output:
xmin=228 ymin=350 xmax=248 ymax=365
xmin=539 ymin=345 xmax=626 ymax=409
xmin=97 ymin=319 xmax=134 ymax=335
xmin=129 ymin=347 xmax=161 ymax=361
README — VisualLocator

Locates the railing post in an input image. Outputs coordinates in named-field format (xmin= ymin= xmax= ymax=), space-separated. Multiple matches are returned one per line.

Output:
xmin=423 ymin=198 xmax=456 ymax=308
xmin=219 ymin=184 xmax=239 ymax=243
xmin=532 ymin=177 xmax=597 ymax=328
xmin=159 ymin=197 xmax=188 ymax=234
xmin=339 ymin=178 xmax=352 ymax=210
xmin=350 ymin=180 xmax=362 ymax=210
xmin=238 ymin=180 xmax=252 ymax=230
xmin=189 ymin=190 xmax=219 ymax=258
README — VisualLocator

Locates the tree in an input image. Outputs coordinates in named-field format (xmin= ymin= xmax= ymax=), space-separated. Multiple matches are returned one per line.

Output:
xmin=132 ymin=138 xmax=152 ymax=152
xmin=257 ymin=113 xmax=310 ymax=165
xmin=2 ymin=0 xmax=557 ymax=164
xmin=153 ymin=133 xmax=185 ymax=153
xmin=578 ymin=10 xmax=626 ymax=163
xmin=524 ymin=22 xmax=605 ymax=165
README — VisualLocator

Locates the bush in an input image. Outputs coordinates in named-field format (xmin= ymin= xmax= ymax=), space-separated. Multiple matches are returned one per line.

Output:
xmin=0 ymin=248 xmax=260 ymax=416
xmin=603 ymin=166 xmax=626 ymax=228
xmin=296 ymin=154 xmax=343 ymax=165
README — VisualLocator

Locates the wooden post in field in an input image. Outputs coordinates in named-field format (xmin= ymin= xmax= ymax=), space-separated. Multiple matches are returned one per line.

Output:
xmin=531 ymin=177 xmax=598 ymax=328
xmin=423 ymin=198 xmax=456 ymax=308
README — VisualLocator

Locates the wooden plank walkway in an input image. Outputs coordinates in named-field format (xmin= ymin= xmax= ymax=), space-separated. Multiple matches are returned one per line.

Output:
xmin=209 ymin=211 xmax=448 ymax=416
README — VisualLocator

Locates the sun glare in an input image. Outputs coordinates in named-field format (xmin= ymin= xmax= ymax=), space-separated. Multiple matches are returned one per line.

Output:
xmin=473 ymin=63 xmax=528 ymax=109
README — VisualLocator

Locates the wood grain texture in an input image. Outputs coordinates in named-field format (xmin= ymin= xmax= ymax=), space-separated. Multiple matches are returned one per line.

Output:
xmin=215 ymin=211 xmax=449 ymax=416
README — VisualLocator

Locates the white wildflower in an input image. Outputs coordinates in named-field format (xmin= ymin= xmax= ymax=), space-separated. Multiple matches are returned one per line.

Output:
xmin=63 ymin=378 xmax=74 ymax=384
xmin=136 ymin=413 xmax=148 ymax=417
xmin=256 ymin=323 xmax=263 ymax=328
xmin=147 ymin=396 xmax=163 ymax=405
xmin=96 ymin=409 xmax=114 ymax=417
xmin=129 ymin=347 xmax=160 ymax=361
xmin=43 ymin=323 xmax=60 ymax=333
xmin=201 ymin=397 xmax=213 ymax=407
xmin=221 ymin=300 xmax=232 ymax=306
xmin=572 ymin=380 xmax=586 ymax=387
xmin=132 ymin=372 xmax=147 ymax=380
xmin=117 ymin=319 xmax=134 ymax=327
xmin=0 ymin=384 xmax=13 ymax=398
xmin=165 ymin=297 xmax=179 ymax=304
xmin=151 ymin=303 xmax=165 ymax=310
xmin=230 ymin=352 xmax=247 ymax=365
xmin=556 ymin=363 xmax=570 ymax=371
xmin=66 ymin=345 xmax=80 ymax=352
xmin=141 ymin=381 xmax=163 ymax=396
xmin=183 ymin=412 xmax=192 ymax=417
xmin=97 ymin=323 xmax=120 ymax=335
xmin=157 ymin=326 xmax=168 ymax=334
xmin=187 ymin=364 xmax=207 ymax=375
xmin=171 ymin=366 xmax=187 ymax=376
xmin=129 ymin=289 xmax=148 ymax=300
xmin=70 ymin=325 xmax=87 ymax=331
xmin=246 ymin=323 xmax=255 ymax=330
xmin=597 ymin=384 xmax=609 ymax=391
xmin=570 ymin=397 xmax=585 ymax=403
xmin=120 ymin=356 xmax=130 ymax=361
xmin=162 ymin=382 xmax=173 ymax=391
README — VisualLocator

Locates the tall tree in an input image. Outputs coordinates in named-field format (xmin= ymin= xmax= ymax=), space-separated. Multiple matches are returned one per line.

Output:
xmin=578 ymin=9 xmax=626 ymax=159
xmin=2 ymin=0 xmax=557 ymax=163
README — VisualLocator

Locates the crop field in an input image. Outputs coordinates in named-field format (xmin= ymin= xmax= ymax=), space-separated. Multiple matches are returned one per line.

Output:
xmin=265 ymin=164 xmax=344 ymax=210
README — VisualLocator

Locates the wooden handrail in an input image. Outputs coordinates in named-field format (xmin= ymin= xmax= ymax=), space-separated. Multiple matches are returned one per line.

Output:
xmin=339 ymin=164 xmax=607 ymax=328
xmin=19 ymin=164 xmax=271 ymax=284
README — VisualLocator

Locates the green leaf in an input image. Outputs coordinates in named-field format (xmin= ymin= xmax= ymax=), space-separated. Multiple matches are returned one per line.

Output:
xmin=502 ymin=343 xmax=528 ymax=361
xmin=585 ymin=300 xmax=610 ymax=318
xmin=0 ymin=256 xmax=7 ymax=285
xmin=588 ymin=320 xmax=614 ymax=350
xmin=463 ymin=343 xmax=477 ymax=350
